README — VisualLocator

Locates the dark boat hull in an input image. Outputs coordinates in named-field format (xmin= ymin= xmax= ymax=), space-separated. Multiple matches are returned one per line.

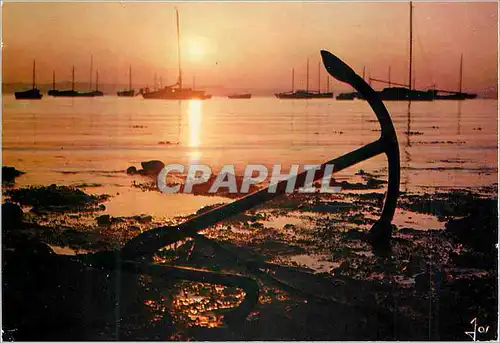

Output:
xmin=357 ymin=87 xmax=435 ymax=101
xmin=275 ymin=91 xmax=333 ymax=99
xmin=50 ymin=90 xmax=96 ymax=97
xmin=336 ymin=92 xmax=359 ymax=100
xmin=142 ymin=87 xmax=211 ymax=100
xmin=117 ymin=90 xmax=135 ymax=97
xmin=432 ymin=91 xmax=477 ymax=100
xmin=15 ymin=89 xmax=43 ymax=100
xmin=228 ymin=94 xmax=252 ymax=99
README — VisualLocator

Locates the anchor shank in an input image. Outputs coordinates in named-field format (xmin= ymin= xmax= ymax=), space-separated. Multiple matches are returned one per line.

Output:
xmin=122 ymin=140 xmax=384 ymax=258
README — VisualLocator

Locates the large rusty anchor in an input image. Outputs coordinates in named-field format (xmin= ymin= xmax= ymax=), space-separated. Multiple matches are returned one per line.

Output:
xmin=87 ymin=50 xmax=400 ymax=328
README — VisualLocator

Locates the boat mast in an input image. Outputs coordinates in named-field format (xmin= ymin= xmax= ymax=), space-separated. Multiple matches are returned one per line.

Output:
xmin=409 ymin=1 xmax=413 ymax=90
xmin=413 ymin=55 xmax=416 ymax=89
xmin=362 ymin=66 xmax=366 ymax=81
xmin=388 ymin=66 xmax=392 ymax=87
xmin=291 ymin=68 xmax=295 ymax=93
xmin=317 ymin=61 xmax=321 ymax=93
xmin=96 ymin=70 xmax=99 ymax=91
xmin=72 ymin=66 xmax=75 ymax=91
xmin=176 ymin=8 xmax=183 ymax=89
xmin=89 ymin=55 xmax=93 ymax=92
xmin=52 ymin=70 xmax=55 ymax=90
xmin=32 ymin=59 xmax=36 ymax=90
xmin=128 ymin=66 xmax=132 ymax=91
xmin=459 ymin=54 xmax=463 ymax=93
xmin=306 ymin=58 xmax=309 ymax=92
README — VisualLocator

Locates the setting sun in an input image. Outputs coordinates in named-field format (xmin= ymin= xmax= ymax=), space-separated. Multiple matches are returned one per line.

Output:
xmin=187 ymin=38 xmax=206 ymax=61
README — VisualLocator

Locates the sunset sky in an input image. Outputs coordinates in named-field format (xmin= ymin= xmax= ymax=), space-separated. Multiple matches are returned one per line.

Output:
xmin=2 ymin=1 xmax=498 ymax=94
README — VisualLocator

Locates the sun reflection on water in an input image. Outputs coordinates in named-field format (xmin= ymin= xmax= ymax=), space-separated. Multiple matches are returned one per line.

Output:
xmin=188 ymin=100 xmax=202 ymax=162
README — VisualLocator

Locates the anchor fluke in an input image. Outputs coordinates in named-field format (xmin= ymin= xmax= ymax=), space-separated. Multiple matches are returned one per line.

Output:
xmin=320 ymin=50 xmax=357 ymax=86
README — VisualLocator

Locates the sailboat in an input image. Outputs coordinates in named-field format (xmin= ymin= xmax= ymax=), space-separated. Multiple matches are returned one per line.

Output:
xmin=91 ymin=70 xmax=104 ymax=96
xmin=357 ymin=2 xmax=435 ymax=101
xmin=430 ymin=54 xmax=477 ymax=100
xmin=141 ymin=9 xmax=212 ymax=100
xmin=15 ymin=59 xmax=43 ymax=100
xmin=228 ymin=93 xmax=252 ymax=99
xmin=117 ymin=65 xmax=135 ymax=97
xmin=336 ymin=66 xmax=365 ymax=100
xmin=51 ymin=66 xmax=96 ymax=97
xmin=48 ymin=70 xmax=58 ymax=96
xmin=275 ymin=59 xmax=333 ymax=99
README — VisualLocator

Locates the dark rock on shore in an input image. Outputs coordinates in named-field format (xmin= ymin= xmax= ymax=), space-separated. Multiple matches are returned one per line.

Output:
xmin=126 ymin=166 xmax=137 ymax=174
xmin=96 ymin=214 xmax=112 ymax=226
xmin=141 ymin=160 xmax=165 ymax=174
xmin=6 ymin=184 xmax=109 ymax=212
xmin=2 ymin=166 xmax=25 ymax=183
xmin=445 ymin=198 xmax=497 ymax=269
xmin=126 ymin=160 xmax=165 ymax=176
xmin=2 ymin=202 xmax=24 ymax=230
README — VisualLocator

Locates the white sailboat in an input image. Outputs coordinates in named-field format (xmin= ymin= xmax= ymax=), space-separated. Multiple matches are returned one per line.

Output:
xmin=141 ymin=9 xmax=211 ymax=100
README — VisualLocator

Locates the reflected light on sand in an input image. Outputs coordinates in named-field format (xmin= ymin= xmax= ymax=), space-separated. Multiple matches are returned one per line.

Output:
xmin=188 ymin=100 xmax=202 ymax=162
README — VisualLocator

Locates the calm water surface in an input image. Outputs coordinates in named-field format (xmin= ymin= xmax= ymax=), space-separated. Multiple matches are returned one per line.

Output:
xmin=3 ymin=96 xmax=497 ymax=219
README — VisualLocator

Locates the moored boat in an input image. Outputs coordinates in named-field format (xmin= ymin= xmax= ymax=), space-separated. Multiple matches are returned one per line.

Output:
xmin=117 ymin=90 xmax=135 ymax=97
xmin=336 ymin=92 xmax=359 ymax=100
xmin=141 ymin=86 xmax=211 ymax=100
xmin=117 ymin=65 xmax=135 ymax=97
xmin=15 ymin=88 xmax=43 ymax=100
xmin=15 ymin=60 xmax=43 ymax=100
xmin=364 ymin=2 xmax=437 ymax=102
xmin=276 ymin=59 xmax=333 ymax=99
xmin=431 ymin=55 xmax=477 ymax=100
xmin=228 ymin=93 xmax=251 ymax=99
xmin=142 ymin=9 xmax=212 ymax=100
xmin=91 ymin=70 xmax=104 ymax=96
xmin=51 ymin=66 xmax=96 ymax=97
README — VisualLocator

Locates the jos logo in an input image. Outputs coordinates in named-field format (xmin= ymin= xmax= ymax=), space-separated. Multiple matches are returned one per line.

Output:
xmin=465 ymin=318 xmax=490 ymax=341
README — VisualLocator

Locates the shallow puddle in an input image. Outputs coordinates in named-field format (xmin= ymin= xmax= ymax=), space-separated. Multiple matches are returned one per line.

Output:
xmin=48 ymin=244 xmax=89 ymax=255
xmin=288 ymin=254 xmax=339 ymax=273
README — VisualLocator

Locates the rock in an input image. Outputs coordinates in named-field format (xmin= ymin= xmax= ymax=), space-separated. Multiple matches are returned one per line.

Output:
xmin=133 ymin=215 xmax=152 ymax=224
xmin=250 ymin=222 xmax=264 ymax=229
xmin=96 ymin=214 xmax=111 ymax=226
xmin=140 ymin=160 xmax=165 ymax=175
xmin=6 ymin=185 xmax=109 ymax=213
xmin=2 ymin=166 xmax=25 ymax=183
xmin=414 ymin=272 xmax=431 ymax=294
xmin=343 ymin=229 xmax=367 ymax=241
xmin=445 ymin=198 xmax=497 ymax=257
xmin=126 ymin=166 xmax=137 ymax=174
xmin=2 ymin=202 xmax=24 ymax=229
xmin=404 ymin=254 xmax=426 ymax=276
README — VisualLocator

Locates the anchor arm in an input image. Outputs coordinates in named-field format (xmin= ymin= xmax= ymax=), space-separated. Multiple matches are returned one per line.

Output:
xmin=122 ymin=139 xmax=385 ymax=259
xmin=321 ymin=50 xmax=400 ymax=240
